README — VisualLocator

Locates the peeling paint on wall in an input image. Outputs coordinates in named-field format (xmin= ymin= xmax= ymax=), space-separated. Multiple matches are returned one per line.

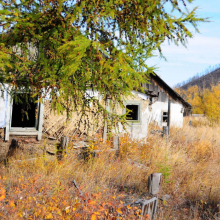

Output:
xmin=131 ymin=91 xmax=149 ymax=100
xmin=119 ymin=92 xmax=184 ymax=140
xmin=144 ymin=101 xmax=183 ymax=127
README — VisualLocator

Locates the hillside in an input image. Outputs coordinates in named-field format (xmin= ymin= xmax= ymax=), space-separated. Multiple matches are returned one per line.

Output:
xmin=180 ymin=67 xmax=220 ymax=90
xmin=174 ymin=66 xmax=220 ymax=118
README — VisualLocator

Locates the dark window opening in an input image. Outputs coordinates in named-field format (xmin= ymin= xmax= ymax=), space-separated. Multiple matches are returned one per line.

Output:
xmin=126 ymin=105 xmax=139 ymax=120
xmin=162 ymin=112 xmax=168 ymax=122
xmin=11 ymin=94 xmax=38 ymax=128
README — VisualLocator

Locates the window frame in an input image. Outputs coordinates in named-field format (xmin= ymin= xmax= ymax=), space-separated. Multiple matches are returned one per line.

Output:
xmin=123 ymin=101 xmax=142 ymax=125
xmin=5 ymin=93 xmax=44 ymax=141
xmin=10 ymin=94 xmax=39 ymax=129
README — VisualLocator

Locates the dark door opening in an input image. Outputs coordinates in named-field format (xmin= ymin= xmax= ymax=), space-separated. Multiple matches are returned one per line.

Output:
xmin=11 ymin=94 xmax=38 ymax=128
xmin=126 ymin=105 xmax=139 ymax=120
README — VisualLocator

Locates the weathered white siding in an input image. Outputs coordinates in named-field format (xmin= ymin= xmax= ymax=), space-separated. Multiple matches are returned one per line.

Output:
xmin=117 ymin=91 xmax=150 ymax=139
xmin=170 ymin=102 xmax=184 ymax=127
xmin=0 ymin=87 xmax=184 ymax=140
xmin=119 ymin=92 xmax=184 ymax=140
xmin=144 ymin=101 xmax=183 ymax=128
xmin=129 ymin=110 xmax=149 ymax=139
xmin=0 ymin=90 xmax=7 ymax=128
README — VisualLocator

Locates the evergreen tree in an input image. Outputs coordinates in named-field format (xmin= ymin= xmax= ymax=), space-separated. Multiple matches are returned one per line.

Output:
xmin=0 ymin=0 xmax=206 ymax=132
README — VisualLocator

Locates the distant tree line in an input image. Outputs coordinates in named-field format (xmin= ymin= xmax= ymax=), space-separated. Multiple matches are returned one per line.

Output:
xmin=175 ymin=84 xmax=220 ymax=123
xmin=175 ymin=64 xmax=220 ymax=123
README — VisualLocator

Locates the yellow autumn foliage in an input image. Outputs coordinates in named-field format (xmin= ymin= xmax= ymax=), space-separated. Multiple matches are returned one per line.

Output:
xmin=1 ymin=123 xmax=220 ymax=219
xmin=176 ymin=84 xmax=220 ymax=123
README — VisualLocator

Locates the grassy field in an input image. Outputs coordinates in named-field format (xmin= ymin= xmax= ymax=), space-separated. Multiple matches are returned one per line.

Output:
xmin=0 ymin=117 xmax=220 ymax=219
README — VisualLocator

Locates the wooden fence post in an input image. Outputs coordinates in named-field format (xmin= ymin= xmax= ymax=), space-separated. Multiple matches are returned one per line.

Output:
xmin=5 ymin=139 xmax=19 ymax=164
xmin=189 ymin=120 xmax=192 ymax=126
xmin=57 ymin=136 xmax=69 ymax=160
xmin=167 ymin=98 xmax=171 ymax=134
xmin=163 ymin=126 xmax=169 ymax=137
xmin=103 ymin=120 xmax=107 ymax=142
xmin=6 ymin=139 xmax=19 ymax=158
xmin=148 ymin=173 xmax=162 ymax=195
xmin=61 ymin=136 xmax=69 ymax=154
xmin=113 ymin=136 xmax=120 ymax=157
xmin=113 ymin=136 xmax=119 ymax=150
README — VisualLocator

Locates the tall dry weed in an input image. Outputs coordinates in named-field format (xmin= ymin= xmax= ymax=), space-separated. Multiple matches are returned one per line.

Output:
xmin=0 ymin=118 xmax=220 ymax=219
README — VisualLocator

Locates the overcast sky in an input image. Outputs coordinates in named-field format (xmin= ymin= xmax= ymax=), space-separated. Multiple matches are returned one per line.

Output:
xmin=147 ymin=0 xmax=220 ymax=87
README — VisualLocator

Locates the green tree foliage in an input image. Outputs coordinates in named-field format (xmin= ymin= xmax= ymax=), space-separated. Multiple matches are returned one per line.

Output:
xmin=0 ymin=0 xmax=205 ymax=132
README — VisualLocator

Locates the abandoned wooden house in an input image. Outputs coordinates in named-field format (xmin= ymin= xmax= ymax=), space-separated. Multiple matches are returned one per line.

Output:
xmin=0 ymin=73 xmax=191 ymax=142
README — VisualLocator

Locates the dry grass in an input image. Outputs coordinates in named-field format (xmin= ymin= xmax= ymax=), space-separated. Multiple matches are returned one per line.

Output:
xmin=0 ymin=117 xmax=220 ymax=219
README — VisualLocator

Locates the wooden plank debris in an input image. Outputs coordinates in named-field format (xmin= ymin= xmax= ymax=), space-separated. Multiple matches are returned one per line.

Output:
xmin=127 ymin=159 xmax=148 ymax=170
xmin=133 ymin=197 xmax=158 ymax=220
xmin=71 ymin=180 xmax=84 ymax=197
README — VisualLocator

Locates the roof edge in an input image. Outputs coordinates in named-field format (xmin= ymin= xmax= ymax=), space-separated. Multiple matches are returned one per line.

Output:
xmin=150 ymin=72 xmax=192 ymax=108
